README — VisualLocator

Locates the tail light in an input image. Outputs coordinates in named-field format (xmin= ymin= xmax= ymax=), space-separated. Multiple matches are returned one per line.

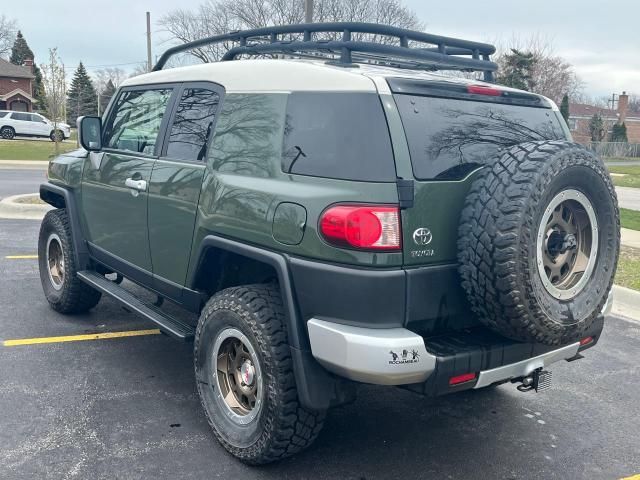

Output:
xmin=449 ymin=372 xmax=477 ymax=386
xmin=319 ymin=205 xmax=401 ymax=251
xmin=579 ymin=336 xmax=594 ymax=346
xmin=467 ymin=84 xmax=503 ymax=97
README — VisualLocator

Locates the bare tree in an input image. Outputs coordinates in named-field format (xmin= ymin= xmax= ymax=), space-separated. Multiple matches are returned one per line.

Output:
xmin=493 ymin=33 xmax=582 ymax=105
xmin=129 ymin=62 xmax=152 ymax=78
xmin=0 ymin=15 xmax=17 ymax=59
xmin=159 ymin=0 xmax=423 ymax=64
xmin=40 ymin=48 xmax=67 ymax=155
xmin=93 ymin=67 xmax=127 ymax=92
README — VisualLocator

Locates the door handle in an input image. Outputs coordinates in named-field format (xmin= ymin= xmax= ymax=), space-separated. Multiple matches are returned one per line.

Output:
xmin=125 ymin=178 xmax=147 ymax=192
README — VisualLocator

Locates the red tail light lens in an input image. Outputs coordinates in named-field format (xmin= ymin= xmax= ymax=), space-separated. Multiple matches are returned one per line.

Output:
xmin=320 ymin=205 xmax=401 ymax=250
xmin=467 ymin=84 xmax=503 ymax=96
xmin=580 ymin=336 xmax=594 ymax=346
xmin=449 ymin=372 xmax=477 ymax=386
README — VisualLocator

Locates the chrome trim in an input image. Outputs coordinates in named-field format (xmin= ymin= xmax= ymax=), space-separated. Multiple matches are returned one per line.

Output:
xmin=307 ymin=319 xmax=435 ymax=385
xmin=474 ymin=342 xmax=580 ymax=389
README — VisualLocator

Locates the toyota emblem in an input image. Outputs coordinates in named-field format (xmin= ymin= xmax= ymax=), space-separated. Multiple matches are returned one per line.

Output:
xmin=413 ymin=228 xmax=433 ymax=246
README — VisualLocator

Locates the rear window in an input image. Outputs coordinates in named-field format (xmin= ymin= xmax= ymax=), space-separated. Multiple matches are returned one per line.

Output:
xmin=282 ymin=92 xmax=396 ymax=182
xmin=394 ymin=95 xmax=566 ymax=180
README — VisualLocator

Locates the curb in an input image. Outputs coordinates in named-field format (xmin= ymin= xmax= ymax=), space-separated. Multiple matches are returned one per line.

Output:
xmin=0 ymin=194 xmax=52 ymax=220
xmin=0 ymin=160 xmax=49 ymax=169
xmin=611 ymin=285 xmax=640 ymax=323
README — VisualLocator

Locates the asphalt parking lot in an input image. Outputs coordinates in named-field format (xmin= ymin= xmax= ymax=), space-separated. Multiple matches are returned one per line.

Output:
xmin=1 ymin=217 xmax=639 ymax=480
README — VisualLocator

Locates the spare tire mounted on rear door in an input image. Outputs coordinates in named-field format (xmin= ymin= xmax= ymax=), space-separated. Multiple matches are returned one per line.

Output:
xmin=458 ymin=140 xmax=620 ymax=345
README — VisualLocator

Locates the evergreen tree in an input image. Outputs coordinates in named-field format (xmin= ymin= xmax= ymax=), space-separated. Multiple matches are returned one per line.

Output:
xmin=589 ymin=113 xmax=605 ymax=142
xmin=9 ymin=30 xmax=33 ymax=64
xmin=560 ymin=94 xmax=570 ymax=123
xmin=495 ymin=49 xmax=537 ymax=91
xmin=9 ymin=30 xmax=46 ymax=111
xmin=99 ymin=79 xmax=116 ymax=113
xmin=610 ymin=123 xmax=628 ymax=142
xmin=66 ymin=62 xmax=98 ymax=123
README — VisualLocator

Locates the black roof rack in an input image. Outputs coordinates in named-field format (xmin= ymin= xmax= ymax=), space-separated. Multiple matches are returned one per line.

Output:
xmin=153 ymin=22 xmax=497 ymax=82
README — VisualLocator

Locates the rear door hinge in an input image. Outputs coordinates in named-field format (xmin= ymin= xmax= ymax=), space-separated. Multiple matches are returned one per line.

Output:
xmin=396 ymin=178 xmax=414 ymax=209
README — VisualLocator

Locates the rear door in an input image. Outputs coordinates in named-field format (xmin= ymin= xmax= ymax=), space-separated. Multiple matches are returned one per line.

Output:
xmin=81 ymin=86 xmax=177 ymax=277
xmin=148 ymin=83 xmax=223 ymax=290
xmin=9 ymin=112 xmax=32 ymax=135
xmin=392 ymin=85 xmax=567 ymax=266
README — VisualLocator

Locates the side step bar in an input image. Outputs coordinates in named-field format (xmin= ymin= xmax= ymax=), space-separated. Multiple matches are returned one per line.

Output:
xmin=77 ymin=270 xmax=195 ymax=341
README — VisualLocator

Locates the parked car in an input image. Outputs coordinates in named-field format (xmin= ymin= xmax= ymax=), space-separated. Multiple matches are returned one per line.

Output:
xmin=0 ymin=110 xmax=71 ymax=141
xmin=37 ymin=23 xmax=619 ymax=465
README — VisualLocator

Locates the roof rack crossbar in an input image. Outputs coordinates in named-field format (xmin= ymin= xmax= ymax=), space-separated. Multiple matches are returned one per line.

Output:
xmin=153 ymin=22 xmax=497 ymax=81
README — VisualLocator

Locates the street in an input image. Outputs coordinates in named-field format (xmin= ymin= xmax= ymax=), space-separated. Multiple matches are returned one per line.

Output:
xmin=0 ymin=167 xmax=47 ymax=200
xmin=0 ymin=172 xmax=638 ymax=479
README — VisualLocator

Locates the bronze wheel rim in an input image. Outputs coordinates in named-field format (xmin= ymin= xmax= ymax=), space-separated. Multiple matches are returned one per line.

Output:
xmin=536 ymin=189 xmax=598 ymax=300
xmin=212 ymin=328 xmax=262 ymax=425
xmin=46 ymin=233 xmax=65 ymax=291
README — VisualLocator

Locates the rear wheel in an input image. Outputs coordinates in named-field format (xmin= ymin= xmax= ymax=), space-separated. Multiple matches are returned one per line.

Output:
xmin=50 ymin=130 xmax=64 ymax=142
xmin=38 ymin=209 xmax=102 ymax=313
xmin=1 ymin=126 xmax=15 ymax=139
xmin=458 ymin=141 xmax=619 ymax=345
xmin=194 ymin=284 xmax=325 ymax=464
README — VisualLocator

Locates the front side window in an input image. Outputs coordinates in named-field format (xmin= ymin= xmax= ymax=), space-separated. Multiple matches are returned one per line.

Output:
xmin=165 ymin=88 xmax=220 ymax=162
xmin=103 ymin=88 xmax=172 ymax=155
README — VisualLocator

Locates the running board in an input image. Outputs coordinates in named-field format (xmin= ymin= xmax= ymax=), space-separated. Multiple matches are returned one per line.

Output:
xmin=77 ymin=270 xmax=195 ymax=341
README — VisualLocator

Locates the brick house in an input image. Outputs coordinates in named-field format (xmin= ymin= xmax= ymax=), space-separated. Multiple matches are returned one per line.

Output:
xmin=0 ymin=57 xmax=35 ymax=112
xmin=569 ymin=92 xmax=640 ymax=144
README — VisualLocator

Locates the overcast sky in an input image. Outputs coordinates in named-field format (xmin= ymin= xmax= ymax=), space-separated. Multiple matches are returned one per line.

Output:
xmin=4 ymin=0 xmax=639 ymax=99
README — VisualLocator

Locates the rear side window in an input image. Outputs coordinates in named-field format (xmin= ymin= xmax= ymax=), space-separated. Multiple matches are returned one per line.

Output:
xmin=282 ymin=92 xmax=395 ymax=182
xmin=394 ymin=95 xmax=566 ymax=180
xmin=0 ymin=112 xmax=7 ymax=118
xmin=11 ymin=112 xmax=31 ymax=121
xmin=165 ymin=88 xmax=220 ymax=162
xmin=103 ymin=88 xmax=173 ymax=155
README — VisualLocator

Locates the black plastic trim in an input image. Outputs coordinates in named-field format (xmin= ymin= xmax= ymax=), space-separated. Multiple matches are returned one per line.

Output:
xmin=39 ymin=182 xmax=90 ymax=270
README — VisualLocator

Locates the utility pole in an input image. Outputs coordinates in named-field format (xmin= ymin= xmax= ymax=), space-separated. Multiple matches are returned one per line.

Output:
xmin=146 ymin=11 xmax=152 ymax=72
xmin=304 ymin=0 xmax=313 ymax=23
xmin=608 ymin=93 xmax=618 ymax=112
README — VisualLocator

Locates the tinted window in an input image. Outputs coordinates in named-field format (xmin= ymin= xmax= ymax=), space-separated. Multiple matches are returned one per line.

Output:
xmin=0 ymin=112 xmax=7 ymax=118
xmin=103 ymin=88 xmax=172 ymax=155
xmin=165 ymin=88 xmax=220 ymax=162
xmin=209 ymin=93 xmax=288 ymax=178
xmin=11 ymin=112 xmax=31 ymax=121
xmin=395 ymin=95 xmax=566 ymax=180
xmin=282 ymin=93 xmax=395 ymax=182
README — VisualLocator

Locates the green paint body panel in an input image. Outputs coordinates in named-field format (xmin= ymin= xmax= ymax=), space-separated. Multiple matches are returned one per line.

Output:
xmin=80 ymin=152 xmax=155 ymax=272
xmin=148 ymin=159 xmax=206 ymax=285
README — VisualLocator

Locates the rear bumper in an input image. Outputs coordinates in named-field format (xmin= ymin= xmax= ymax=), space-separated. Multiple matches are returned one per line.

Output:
xmin=307 ymin=295 xmax=608 ymax=393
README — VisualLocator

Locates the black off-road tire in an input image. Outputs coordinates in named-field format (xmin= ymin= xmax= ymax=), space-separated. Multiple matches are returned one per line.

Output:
xmin=194 ymin=284 xmax=325 ymax=465
xmin=458 ymin=141 xmax=619 ymax=345
xmin=38 ymin=209 xmax=102 ymax=313
xmin=1 ymin=126 xmax=15 ymax=139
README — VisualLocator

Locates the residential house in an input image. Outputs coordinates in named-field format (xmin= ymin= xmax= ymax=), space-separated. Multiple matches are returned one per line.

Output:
xmin=0 ymin=57 xmax=35 ymax=112
xmin=568 ymin=92 xmax=640 ymax=144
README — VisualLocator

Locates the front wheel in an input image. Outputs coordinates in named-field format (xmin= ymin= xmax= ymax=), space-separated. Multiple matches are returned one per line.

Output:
xmin=194 ymin=284 xmax=325 ymax=465
xmin=50 ymin=130 xmax=64 ymax=142
xmin=38 ymin=209 xmax=102 ymax=313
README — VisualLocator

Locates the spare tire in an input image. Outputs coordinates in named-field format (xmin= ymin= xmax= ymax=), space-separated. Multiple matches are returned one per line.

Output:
xmin=458 ymin=141 xmax=619 ymax=345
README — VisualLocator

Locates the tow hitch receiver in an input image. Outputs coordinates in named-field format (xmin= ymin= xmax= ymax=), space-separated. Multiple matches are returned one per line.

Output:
xmin=515 ymin=369 xmax=552 ymax=393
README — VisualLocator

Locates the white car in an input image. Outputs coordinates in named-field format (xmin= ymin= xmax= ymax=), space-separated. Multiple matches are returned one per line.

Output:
xmin=0 ymin=110 xmax=71 ymax=141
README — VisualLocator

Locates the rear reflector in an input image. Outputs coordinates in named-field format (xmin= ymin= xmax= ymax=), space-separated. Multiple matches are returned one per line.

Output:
xmin=467 ymin=84 xmax=503 ymax=96
xmin=580 ymin=336 xmax=594 ymax=346
xmin=320 ymin=205 xmax=401 ymax=251
xmin=449 ymin=372 xmax=477 ymax=386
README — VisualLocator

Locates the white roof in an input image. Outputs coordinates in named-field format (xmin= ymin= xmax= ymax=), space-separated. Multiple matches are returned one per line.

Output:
xmin=120 ymin=58 xmax=499 ymax=94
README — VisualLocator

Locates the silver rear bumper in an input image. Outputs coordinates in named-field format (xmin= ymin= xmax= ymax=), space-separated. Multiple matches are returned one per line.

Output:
xmin=307 ymin=318 xmax=591 ymax=387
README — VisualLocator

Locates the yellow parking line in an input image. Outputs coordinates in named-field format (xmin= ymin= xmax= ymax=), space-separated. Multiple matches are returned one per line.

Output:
xmin=5 ymin=255 xmax=38 ymax=259
xmin=621 ymin=475 xmax=640 ymax=480
xmin=3 ymin=329 xmax=162 ymax=347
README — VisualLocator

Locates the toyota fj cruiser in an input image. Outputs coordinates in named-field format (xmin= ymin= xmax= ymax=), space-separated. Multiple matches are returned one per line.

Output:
xmin=37 ymin=23 xmax=619 ymax=464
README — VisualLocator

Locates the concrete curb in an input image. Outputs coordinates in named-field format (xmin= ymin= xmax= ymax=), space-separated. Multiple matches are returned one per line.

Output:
xmin=0 ymin=160 xmax=49 ymax=169
xmin=621 ymin=228 xmax=640 ymax=249
xmin=0 ymin=194 xmax=52 ymax=220
xmin=611 ymin=285 xmax=640 ymax=323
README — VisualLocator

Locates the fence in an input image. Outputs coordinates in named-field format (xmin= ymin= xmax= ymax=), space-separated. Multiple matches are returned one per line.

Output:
xmin=587 ymin=142 xmax=640 ymax=158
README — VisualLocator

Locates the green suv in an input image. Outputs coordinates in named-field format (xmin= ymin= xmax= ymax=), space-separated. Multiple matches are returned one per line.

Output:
xmin=37 ymin=23 xmax=619 ymax=464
